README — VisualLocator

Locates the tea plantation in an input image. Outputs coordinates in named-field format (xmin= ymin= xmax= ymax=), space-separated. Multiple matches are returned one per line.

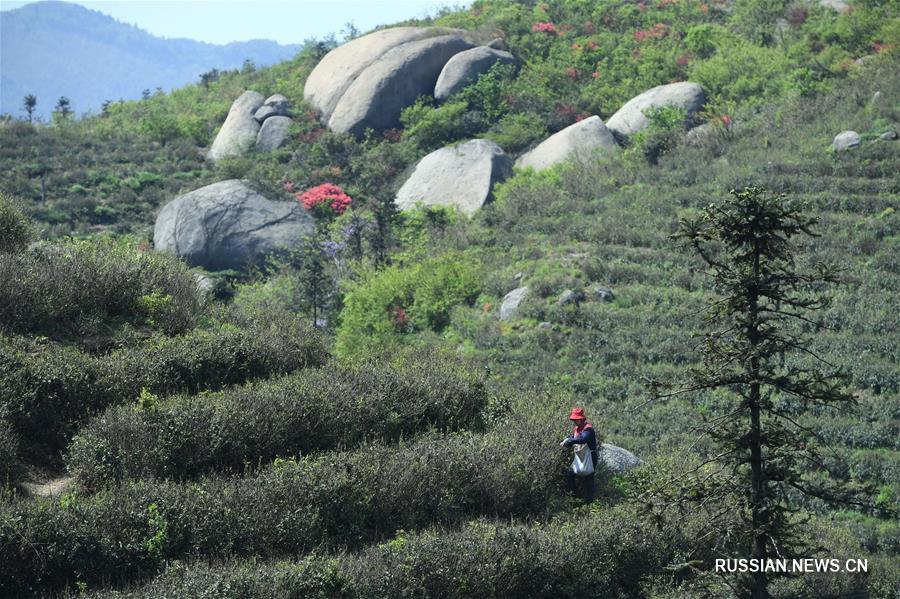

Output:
xmin=0 ymin=0 xmax=897 ymax=596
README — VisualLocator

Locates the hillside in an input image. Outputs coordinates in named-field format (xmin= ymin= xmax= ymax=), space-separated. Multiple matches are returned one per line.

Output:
xmin=0 ymin=1 xmax=300 ymax=120
xmin=0 ymin=0 xmax=898 ymax=596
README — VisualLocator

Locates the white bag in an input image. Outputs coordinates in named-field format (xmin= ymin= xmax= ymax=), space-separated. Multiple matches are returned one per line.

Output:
xmin=571 ymin=443 xmax=594 ymax=477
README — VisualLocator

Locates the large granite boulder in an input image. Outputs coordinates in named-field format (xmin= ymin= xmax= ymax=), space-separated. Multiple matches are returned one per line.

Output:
xmin=207 ymin=91 xmax=265 ymax=163
xmin=395 ymin=139 xmax=512 ymax=216
xmin=606 ymin=82 xmax=706 ymax=139
xmin=599 ymin=443 xmax=644 ymax=473
xmin=304 ymin=27 xmax=453 ymax=122
xmin=833 ymin=130 xmax=861 ymax=152
xmin=515 ymin=116 xmax=618 ymax=171
xmin=434 ymin=46 xmax=517 ymax=101
xmin=256 ymin=116 xmax=293 ymax=152
xmin=500 ymin=286 xmax=528 ymax=321
xmin=328 ymin=33 xmax=474 ymax=137
xmin=254 ymin=94 xmax=291 ymax=123
xmin=154 ymin=180 xmax=314 ymax=271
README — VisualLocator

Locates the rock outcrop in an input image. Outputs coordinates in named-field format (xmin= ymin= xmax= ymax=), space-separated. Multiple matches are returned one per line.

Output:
xmin=207 ymin=91 xmax=265 ymax=163
xmin=515 ymin=116 xmax=618 ymax=171
xmin=154 ymin=180 xmax=313 ymax=271
xmin=599 ymin=443 xmax=644 ymax=473
xmin=253 ymin=94 xmax=290 ymax=122
xmin=500 ymin=286 xmax=528 ymax=321
xmin=395 ymin=139 xmax=512 ymax=216
xmin=256 ymin=116 xmax=293 ymax=152
xmin=434 ymin=46 xmax=517 ymax=101
xmin=327 ymin=33 xmax=474 ymax=136
xmin=606 ymin=82 xmax=706 ymax=139
xmin=833 ymin=130 xmax=861 ymax=152
xmin=304 ymin=27 xmax=452 ymax=121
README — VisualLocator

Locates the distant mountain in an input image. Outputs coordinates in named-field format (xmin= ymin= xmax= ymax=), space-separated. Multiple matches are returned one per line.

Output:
xmin=0 ymin=1 xmax=300 ymax=119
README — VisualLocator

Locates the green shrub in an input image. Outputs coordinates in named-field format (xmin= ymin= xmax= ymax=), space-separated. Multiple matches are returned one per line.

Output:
xmin=93 ymin=506 xmax=688 ymax=599
xmin=336 ymin=252 xmax=482 ymax=356
xmin=0 ymin=315 xmax=326 ymax=461
xmin=0 ymin=238 xmax=200 ymax=340
xmin=68 ymin=348 xmax=487 ymax=487
xmin=0 ymin=420 xmax=21 ymax=486
xmin=400 ymin=98 xmax=476 ymax=150
xmin=0 ymin=193 xmax=32 ymax=254
xmin=0 ymin=417 xmax=571 ymax=594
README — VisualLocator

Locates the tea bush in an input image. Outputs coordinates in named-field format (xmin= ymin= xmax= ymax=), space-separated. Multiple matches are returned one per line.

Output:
xmin=0 ymin=315 xmax=326 ymax=461
xmin=0 ymin=238 xmax=201 ymax=341
xmin=0 ymin=417 xmax=571 ymax=594
xmin=0 ymin=193 xmax=32 ymax=254
xmin=68 ymin=348 xmax=487 ymax=486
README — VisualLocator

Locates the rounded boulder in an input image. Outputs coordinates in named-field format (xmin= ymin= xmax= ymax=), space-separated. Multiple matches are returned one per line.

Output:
xmin=154 ymin=180 xmax=314 ymax=271
xmin=207 ymin=91 xmax=265 ymax=163
xmin=434 ymin=46 xmax=517 ymax=101
xmin=606 ymin=82 xmax=706 ymax=139
xmin=515 ymin=116 xmax=618 ymax=172
xmin=395 ymin=139 xmax=512 ymax=216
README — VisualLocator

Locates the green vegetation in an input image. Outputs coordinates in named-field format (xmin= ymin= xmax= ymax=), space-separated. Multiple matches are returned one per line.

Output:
xmin=67 ymin=349 xmax=487 ymax=487
xmin=0 ymin=0 xmax=897 ymax=595
xmin=1 ymin=417 xmax=569 ymax=594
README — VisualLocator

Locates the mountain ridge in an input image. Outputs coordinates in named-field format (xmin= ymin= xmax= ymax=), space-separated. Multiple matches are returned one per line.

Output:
xmin=0 ymin=0 xmax=301 ymax=119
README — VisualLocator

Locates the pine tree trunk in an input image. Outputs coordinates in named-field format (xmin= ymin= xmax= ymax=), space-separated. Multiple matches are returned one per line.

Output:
xmin=749 ymin=245 xmax=769 ymax=599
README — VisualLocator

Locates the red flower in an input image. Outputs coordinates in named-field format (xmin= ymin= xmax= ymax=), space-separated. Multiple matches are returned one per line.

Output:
xmin=591 ymin=71 xmax=600 ymax=79
xmin=389 ymin=305 xmax=411 ymax=331
xmin=296 ymin=183 xmax=352 ymax=215
xmin=282 ymin=180 xmax=295 ymax=193
xmin=566 ymin=67 xmax=580 ymax=81
xmin=676 ymin=52 xmax=694 ymax=67
xmin=531 ymin=21 xmax=557 ymax=34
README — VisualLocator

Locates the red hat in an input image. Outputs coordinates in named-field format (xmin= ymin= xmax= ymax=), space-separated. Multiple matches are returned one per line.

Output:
xmin=568 ymin=407 xmax=587 ymax=421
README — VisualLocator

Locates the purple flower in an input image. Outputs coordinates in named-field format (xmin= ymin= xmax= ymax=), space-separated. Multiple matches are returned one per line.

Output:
xmin=321 ymin=240 xmax=346 ymax=257
xmin=315 ymin=318 xmax=328 ymax=328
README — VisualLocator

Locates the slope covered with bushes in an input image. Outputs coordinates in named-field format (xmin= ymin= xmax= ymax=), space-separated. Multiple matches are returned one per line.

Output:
xmin=0 ymin=0 xmax=898 ymax=596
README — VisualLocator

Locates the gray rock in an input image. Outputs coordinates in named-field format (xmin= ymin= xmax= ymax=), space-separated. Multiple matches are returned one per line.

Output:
xmin=819 ymin=0 xmax=848 ymax=11
xmin=434 ymin=46 xmax=517 ymax=101
xmin=833 ymin=131 xmax=861 ymax=152
xmin=599 ymin=443 xmax=644 ymax=473
xmin=256 ymin=116 xmax=293 ymax=152
xmin=879 ymin=130 xmax=897 ymax=141
xmin=871 ymin=91 xmax=882 ymax=105
xmin=208 ymin=91 xmax=265 ymax=163
xmin=538 ymin=321 xmax=552 ymax=329
xmin=499 ymin=286 xmax=528 ymax=321
xmin=328 ymin=33 xmax=474 ymax=137
xmin=395 ymin=139 xmax=512 ymax=216
xmin=515 ymin=116 xmax=618 ymax=172
xmin=487 ymin=38 xmax=507 ymax=50
xmin=254 ymin=94 xmax=291 ymax=123
xmin=606 ymin=82 xmax=706 ymax=139
xmin=591 ymin=285 xmax=615 ymax=302
xmin=193 ymin=272 xmax=215 ymax=295
xmin=304 ymin=27 xmax=462 ymax=122
xmin=556 ymin=289 xmax=584 ymax=306
xmin=154 ymin=180 xmax=314 ymax=271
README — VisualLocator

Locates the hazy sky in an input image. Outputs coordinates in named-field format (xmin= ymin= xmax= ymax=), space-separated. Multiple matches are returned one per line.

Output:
xmin=0 ymin=0 xmax=470 ymax=45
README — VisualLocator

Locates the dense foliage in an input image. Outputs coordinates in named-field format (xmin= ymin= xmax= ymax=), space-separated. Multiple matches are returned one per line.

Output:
xmin=0 ymin=0 xmax=897 ymax=596
xmin=68 ymin=349 xmax=487 ymax=487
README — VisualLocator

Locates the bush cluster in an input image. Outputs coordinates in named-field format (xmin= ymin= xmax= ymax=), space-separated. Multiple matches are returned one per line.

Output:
xmin=91 ymin=506 xmax=690 ymax=599
xmin=0 ymin=193 xmax=32 ymax=254
xmin=68 ymin=348 xmax=487 ymax=487
xmin=0 ymin=418 xmax=570 ymax=594
xmin=336 ymin=252 xmax=482 ymax=356
xmin=0 ymin=238 xmax=201 ymax=340
xmin=0 ymin=316 xmax=326 ymax=461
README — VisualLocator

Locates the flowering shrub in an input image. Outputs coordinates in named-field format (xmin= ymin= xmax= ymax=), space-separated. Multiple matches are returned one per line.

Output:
xmin=634 ymin=23 xmax=669 ymax=42
xmin=531 ymin=21 xmax=557 ymax=34
xmin=296 ymin=183 xmax=352 ymax=215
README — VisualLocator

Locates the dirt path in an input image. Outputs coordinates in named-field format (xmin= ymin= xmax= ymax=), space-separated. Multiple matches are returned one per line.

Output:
xmin=21 ymin=475 xmax=74 ymax=498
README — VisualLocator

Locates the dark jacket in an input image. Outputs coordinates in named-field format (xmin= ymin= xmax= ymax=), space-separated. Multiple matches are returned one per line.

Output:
xmin=564 ymin=422 xmax=598 ymax=467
